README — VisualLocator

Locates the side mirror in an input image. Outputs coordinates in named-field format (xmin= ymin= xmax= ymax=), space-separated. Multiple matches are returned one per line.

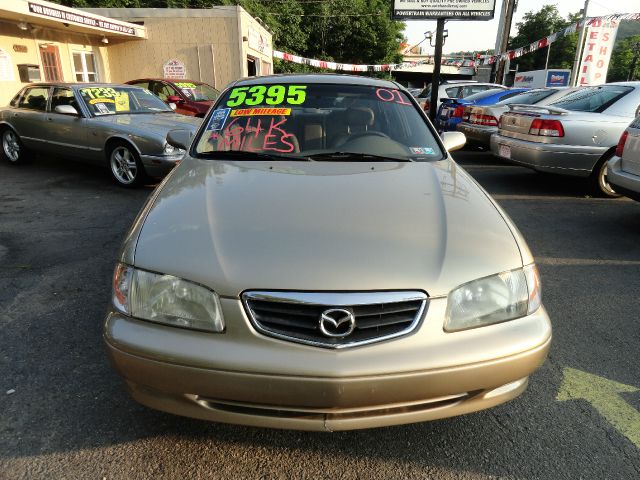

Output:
xmin=54 ymin=104 xmax=79 ymax=116
xmin=441 ymin=131 xmax=466 ymax=152
xmin=167 ymin=95 xmax=183 ymax=104
xmin=166 ymin=129 xmax=193 ymax=151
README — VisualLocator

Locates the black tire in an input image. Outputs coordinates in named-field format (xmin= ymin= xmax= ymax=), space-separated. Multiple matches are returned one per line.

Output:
xmin=107 ymin=141 xmax=147 ymax=188
xmin=589 ymin=153 xmax=621 ymax=198
xmin=1 ymin=127 xmax=29 ymax=164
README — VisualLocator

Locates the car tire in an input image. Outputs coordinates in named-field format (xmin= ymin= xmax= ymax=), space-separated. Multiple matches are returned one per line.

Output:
xmin=1 ymin=127 xmax=29 ymax=164
xmin=589 ymin=153 xmax=621 ymax=198
xmin=108 ymin=141 xmax=147 ymax=188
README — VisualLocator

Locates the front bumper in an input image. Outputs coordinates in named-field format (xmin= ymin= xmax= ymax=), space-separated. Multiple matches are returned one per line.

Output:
xmin=140 ymin=153 xmax=184 ymax=178
xmin=104 ymin=297 xmax=551 ymax=431
xmin=608 ymin=156 xmax=640 ymax=202
xmin=457 ymin=122 xmax=496 ymax=148
xmin=490 ymin=133 xmax=607 ymax=177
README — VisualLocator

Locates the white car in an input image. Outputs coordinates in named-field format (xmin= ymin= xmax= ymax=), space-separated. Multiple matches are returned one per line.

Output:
xmin=608 ymin=116 xmax=640 ymax=202
xmin=416 ymin=81 xmax=506 ymax=112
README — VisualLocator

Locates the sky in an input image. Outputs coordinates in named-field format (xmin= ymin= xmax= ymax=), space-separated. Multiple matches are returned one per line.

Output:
xmin=403 ymin=0 xmax=640 ymax=55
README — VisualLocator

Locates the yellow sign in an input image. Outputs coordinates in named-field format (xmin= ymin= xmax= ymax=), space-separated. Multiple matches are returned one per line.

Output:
xmin=89 ymin=98 xmax=114 ymax=104
xmin=231 ymin=107 xmax=291 ymax=117
xmin=114 ymin=92 xmax=130 ymax=112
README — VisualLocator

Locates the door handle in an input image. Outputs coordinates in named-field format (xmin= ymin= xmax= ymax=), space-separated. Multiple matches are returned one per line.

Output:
xmin=13 ymin=113 xmax=18 ymax=118
xmin=47 ymin=117 xmax=53 ymax=121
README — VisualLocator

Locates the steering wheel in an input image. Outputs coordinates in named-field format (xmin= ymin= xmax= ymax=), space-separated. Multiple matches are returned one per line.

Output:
xmin=345 ymin=131 xmax=391 ymax=142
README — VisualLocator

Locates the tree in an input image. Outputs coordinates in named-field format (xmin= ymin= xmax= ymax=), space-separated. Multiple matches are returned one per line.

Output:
xmin=508 ymin=5 xmax=580 ymax=72
xmin=608 ymin=35 xmax=640 ymax=82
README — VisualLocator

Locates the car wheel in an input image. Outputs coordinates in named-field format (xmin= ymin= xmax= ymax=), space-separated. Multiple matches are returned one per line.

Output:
xmin=589 ymin=153 xmax=621 ymax=198
xmin=1 ymin=127 xmax=29 ymax=164
xmin=108 ymin=142 xmax=146 ymax=187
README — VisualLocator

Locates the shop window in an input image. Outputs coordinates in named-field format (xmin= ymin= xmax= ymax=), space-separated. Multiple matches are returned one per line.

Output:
xmin=39 ymin=44 xmax=62 ymax=82
xmin=73 ymin=51 xmax=98 ymax=82
xmin=18 ymin=87 xmax=49 ymax=111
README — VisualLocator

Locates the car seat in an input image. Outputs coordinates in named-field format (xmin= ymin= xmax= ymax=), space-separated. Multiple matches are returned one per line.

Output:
xmin=330 ymin=107 xmax=375 ymax=147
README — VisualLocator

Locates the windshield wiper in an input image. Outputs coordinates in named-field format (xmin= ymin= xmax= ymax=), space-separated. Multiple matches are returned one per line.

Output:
xmin=306 ymin=152 xmax=412 ymax=162
xmin=196 ymin=150 xmax=311 ymax=161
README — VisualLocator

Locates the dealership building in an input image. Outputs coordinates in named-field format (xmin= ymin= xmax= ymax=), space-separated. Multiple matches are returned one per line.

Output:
xmin=0 ymin=0 xmax=273 ymax=106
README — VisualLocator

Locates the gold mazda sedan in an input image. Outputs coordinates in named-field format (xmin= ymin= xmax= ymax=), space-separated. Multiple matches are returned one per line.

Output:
xmin=106 ymin=74 xmax=551 ymax=431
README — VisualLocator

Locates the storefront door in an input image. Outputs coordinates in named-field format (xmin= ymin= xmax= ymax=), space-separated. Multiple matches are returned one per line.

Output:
xmin=39 ymin=44 xmax=63 ymax=81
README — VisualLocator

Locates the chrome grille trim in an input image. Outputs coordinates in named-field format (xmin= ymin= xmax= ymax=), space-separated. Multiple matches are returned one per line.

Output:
xmin=242 ymin=291 xmax=428 ymax=349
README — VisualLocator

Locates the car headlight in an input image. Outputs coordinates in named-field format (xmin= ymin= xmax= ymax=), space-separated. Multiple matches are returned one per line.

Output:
xmin=112 ymin=264 xmax=224 ymax=332
xmin=163 ymin=143 xmax=185 ymax=156
xmin=445 ymin=264 xmax=541 ymax=332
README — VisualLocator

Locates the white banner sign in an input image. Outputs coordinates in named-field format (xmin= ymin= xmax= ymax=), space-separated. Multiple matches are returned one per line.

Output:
xmin=163 ymin=59 xmax=186 ymax=79
xmin=578 ymin=20 xmax=619 ymax=86
xmin=392 ymin=0 xmax=496 ymax=20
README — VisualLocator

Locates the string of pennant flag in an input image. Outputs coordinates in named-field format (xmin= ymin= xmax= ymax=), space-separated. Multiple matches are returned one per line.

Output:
xmin=273 ymin=50 xmax=431 ymax=72
xmin=477 ymin=12 xmax=640 ymax=66
xmin=273 ymin=12 xmax=640 ymax=72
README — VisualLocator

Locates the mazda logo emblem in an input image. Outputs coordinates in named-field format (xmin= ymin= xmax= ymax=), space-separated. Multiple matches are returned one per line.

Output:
xmin=319 ymin=308 xmax=356 ymax=338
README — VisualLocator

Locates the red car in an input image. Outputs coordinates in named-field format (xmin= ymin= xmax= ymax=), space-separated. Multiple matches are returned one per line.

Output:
xmin=126 ymin=78 xmax=220 ymax=117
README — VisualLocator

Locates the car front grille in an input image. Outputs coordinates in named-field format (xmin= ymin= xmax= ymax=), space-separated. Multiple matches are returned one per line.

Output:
xmin=242 ymin=291 xmax=428 ymax=349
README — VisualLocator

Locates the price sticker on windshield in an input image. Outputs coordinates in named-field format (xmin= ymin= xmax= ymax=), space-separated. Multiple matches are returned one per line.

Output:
xmin=175 ymin=82 xmax=197 ymax=89
xmin=114 ymin=92 xmax=130 ymax=112
xmin=226 ymin=85 xmax=307 ymax=107
xmin=81 ymin=87 xmax=118 ymax=101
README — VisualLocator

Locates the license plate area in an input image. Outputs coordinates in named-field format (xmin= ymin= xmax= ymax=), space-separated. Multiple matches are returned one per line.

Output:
xmin=499 ymin=144 xmax=511 ymax=159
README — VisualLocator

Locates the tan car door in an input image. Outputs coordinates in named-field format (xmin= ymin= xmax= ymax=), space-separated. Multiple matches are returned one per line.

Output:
xmin=45 ymin=87 xmax=92 ymax=161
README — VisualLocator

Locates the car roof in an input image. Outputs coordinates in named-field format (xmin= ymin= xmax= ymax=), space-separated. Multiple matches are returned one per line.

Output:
xmin=21 ymin=82 xmax=140 ymax=89
xmin=230 ymin=74 xmax=401 ymax=89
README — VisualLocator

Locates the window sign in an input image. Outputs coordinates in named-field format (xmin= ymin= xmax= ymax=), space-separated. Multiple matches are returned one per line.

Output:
xmin=392 ymin=0 xmax=497 ymax=20
xmin=0 ymin=49 xmax=15 ymax=81
xmin=163 ymin=59 xmax=186 ymax=79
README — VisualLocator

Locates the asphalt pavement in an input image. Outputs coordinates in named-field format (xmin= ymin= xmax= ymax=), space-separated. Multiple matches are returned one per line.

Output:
xmin=1 ymin=151 xmax=639 ymax=479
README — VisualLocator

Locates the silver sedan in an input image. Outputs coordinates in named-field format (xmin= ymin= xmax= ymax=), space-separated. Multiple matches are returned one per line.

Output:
xmin=608 ymin=116 xmax=640 ymax=201
xmin=458 ymin=87 xmax=580 ymax=149
xmin=490 ymin=82 xmax=640 ymax=197
xmin=0 ymin=83 xmax=201 ymax=187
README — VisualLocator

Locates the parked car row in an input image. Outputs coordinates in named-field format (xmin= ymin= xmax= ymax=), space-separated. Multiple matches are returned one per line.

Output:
xmin=489 ymin=83 xmax=640 ymax=197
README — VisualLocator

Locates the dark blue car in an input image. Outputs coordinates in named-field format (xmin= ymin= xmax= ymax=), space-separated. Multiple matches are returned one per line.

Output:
xmin=436 ymin=88 xmax=529 ymax=132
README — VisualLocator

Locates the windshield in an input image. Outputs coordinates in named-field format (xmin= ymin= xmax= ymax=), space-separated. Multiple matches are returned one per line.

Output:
xmin=549 ymin=86 xmax=633 ymax=113
xmin=463 ymin=88 xmax=508 ymax=102
xmin=497 ymin=89 xmax=555 ymax=105
xmin=194 ymin=82 xmax=444 ymax=161
xmin=79 ymin=86 xmax=172 ymax=115
xmin=174 ymin=81 xmax=220 ymax=102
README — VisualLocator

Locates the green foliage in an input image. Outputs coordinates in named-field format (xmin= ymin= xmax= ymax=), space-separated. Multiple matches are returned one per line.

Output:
xmin=608 ymin=35 xmax=640 ymax=82
xmin=508 ymin=5 xmax=580 ymax=72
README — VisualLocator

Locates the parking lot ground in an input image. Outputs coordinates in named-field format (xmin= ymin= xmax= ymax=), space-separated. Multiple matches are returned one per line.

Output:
xmin=1 ymin=151 xmax=640 ymax=479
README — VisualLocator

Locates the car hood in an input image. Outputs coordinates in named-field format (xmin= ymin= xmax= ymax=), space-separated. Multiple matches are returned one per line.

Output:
xmin=133 ymin=158 xmax=523 ymax=297
xmin=93 ymin=113 xmax=201 ymax=131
